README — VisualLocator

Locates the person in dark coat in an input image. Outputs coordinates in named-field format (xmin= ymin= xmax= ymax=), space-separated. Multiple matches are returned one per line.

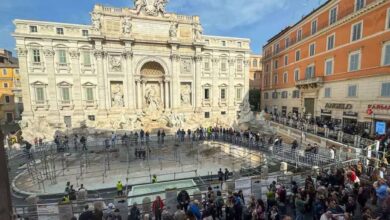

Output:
xmin=177 ymin=190 xmax=190 ymax=211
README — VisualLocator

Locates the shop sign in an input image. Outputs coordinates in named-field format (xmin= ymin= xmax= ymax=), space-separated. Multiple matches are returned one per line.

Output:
xmin=325 ymin=103 xmax=353 ymax=110
xmin=343 ymin=111 xmax=358 ymax=117
xmin=321 ymin=109 xmax=332 ymax=114
xmin=375 ymin=121 xmax=387 ymax=135
xmin=367 ymin=104 xmax=390 ymax=115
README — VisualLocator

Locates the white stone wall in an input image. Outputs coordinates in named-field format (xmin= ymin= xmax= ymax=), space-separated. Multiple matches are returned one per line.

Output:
xmin=13 ymin=5 xmax=251 ymax=129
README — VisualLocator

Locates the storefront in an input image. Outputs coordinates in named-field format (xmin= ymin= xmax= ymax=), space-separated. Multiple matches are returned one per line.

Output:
xmin=367 ymin=104 xmax=390 ymax=135
xmin=320 ymin=109 xmax=332 ymax=121
xmin=282 ymin=106 xmax=287 ymax=117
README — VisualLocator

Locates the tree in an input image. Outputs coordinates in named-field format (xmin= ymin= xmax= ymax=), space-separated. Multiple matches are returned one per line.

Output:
xmin=249 ymin=89 xmax=261 ymax=111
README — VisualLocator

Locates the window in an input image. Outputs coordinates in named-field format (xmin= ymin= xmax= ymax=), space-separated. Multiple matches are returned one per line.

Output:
xmin=82 ymin=30 xmax=89 ymax=36
xmin=281 ymin=91 xmax=288 ymax=99
xmin=349 ymin=50 xmax=361 ymax=72
xmin=305 ymin=65 xmax=315 ymax=79
xmin=32 ymin=49 xmax=41 ymax=63
xmin=295 ymin=50 xmax=301 ymax=61
xmin=204 ymin=60 xmax=210 ymax=70
xmin=273 ymin=74 xmax=278 ymax=85
xmin=381 ymin=83 xmax=390 ymax=97
xmin=2 ymin=69 xmax=7 ymax=75
xmin=355 ymin=0 xmax=365 ymax=11
xmin=56 ymin=27 xmax=64 ymax=35
xmin=14 ymin=69 xmax=19 ymax=74
xmin=236 ymin=60 xmax=243 ymax=72
xmin=294 ymin=69 xmax=300 ymax=81
xmin=204 ymin=88 xmax=210 ymax=100
xmin=283 ymin=55 xmax=288 ymax=66
xmin=235 ymin=87 xmax=243 ymax=100
xmin=30 ymin=26 xmax=38 ymax=33
xmin=324 ymin=87 xmax=331 ymax=98
xmin=61 ymin=87 xmax=70 ymax=101
xmin=86 ymin=88 xmax=94 ymax=101
xmin=272 ymin=92 xmax=278 ymax=99
xmin=285 ymin=38 xmax=290 ymax=48
xmin=297 ymin=29 xmax=302 ymax=41
xmin=252 ymin=59 xmax=257 ymax=68
xmin=220 ymin=88 xmax=226 ymax=100
xmin=309 ymin=43 xmax=316 ymax=56
xmin=348 ymin=85 xmax=357 ymax=97
xmin=35 ymin=87 xmax=45 ymax=102
xmin=221 ymin=61 xmax=227 ymax=71
xmin=82 ymin=51 xmax=91 ymax=66
xmin=351 ymin=21 xmax=363 ymax=42
xmin=311 ymin=19 xmax=318 ymax=35
xmin=221 ymin=41 xmax=226 ymax=46
xmin=205 ymin=39 xmax=210 ymax=44
xmin=204 ymin=112 xmax=210 ymax=118
xmin=329 ymin=7 xmax=338 ymax=25
xmin=58 ymin=50 xmax=67 ymax=64
xmin=292 ymin=90 xmax=300 ymax=98
xmin=88 ymin=115 xmax=95 ymax=121
xmin=283 ymin=72 xmax=288 ymax=84
xmin=264 ymin=92 xmax=269 ymax=99
xmin=237 ymin=42 xmax=242 ymax=47
xmin=274 ymin=44 xmax=280 ymax=53
xmin=387 ymin=8 xmax=390 ymax=29
xmin=327 ymin=34 xmax=335 ymax=50
xmin=254 ymin=73 xmax=257 ymax=79
xmin=265 ymin=64 xmax=269 ymax=72
xmin=3 ymin=83 xmax=8 ymax=88
xmin=382 ymin=41 xmax=390 ymax=66
xmin=6 ymin=113 xmax=13 ymax=122
xmin=325 ymin=58 xmax=334 ymax=76
xmin=274 ymin=60 xmax=278 ymax=69
xmin=221 ymin=111 xmax=226 ymax=115
xmin=4 ymin=96 xmax=10 ymax=103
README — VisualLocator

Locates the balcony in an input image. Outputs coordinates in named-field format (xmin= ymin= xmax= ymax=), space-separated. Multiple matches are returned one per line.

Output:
xmin=32 ymin=100 xmax=49 ymax=110
xmin=58 ymin=100 xmax=74 ymax=110
xmin=83 ymin=100 xmax=98 ymax=109
xmin=295 ymin=76 xmax=324 ymax=89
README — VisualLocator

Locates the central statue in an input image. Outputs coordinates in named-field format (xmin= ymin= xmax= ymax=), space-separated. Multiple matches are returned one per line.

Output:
xmin=133 ymin=0 xmax=168 ymax=16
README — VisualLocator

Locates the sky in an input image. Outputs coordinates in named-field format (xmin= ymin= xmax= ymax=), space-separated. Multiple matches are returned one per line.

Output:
xmin=0 ymin=0 xmax=327 ymax=55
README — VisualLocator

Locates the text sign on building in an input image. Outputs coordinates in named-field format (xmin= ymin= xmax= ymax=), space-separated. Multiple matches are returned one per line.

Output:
xmin=375 ymin=121 xmax=387 ymax=135
xmin=325 ymin=103 xmax=353 ymax=110
xmin=367 ymin=104 xmax=390 ymax=115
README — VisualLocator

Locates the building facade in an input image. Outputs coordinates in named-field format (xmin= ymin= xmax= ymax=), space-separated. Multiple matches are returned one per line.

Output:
xmin=0 ymin=49 xmax=22 ymax=124
xmin=262 ymin=0 xmax=390 ymax=134
xmin=249 ymin=54 xmax=262 ymax=90
xmin=13 ymin=1 xmax=250 ymax=132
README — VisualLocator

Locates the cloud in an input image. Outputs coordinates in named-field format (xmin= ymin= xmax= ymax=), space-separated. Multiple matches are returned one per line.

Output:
xmin=169 ymin=0 xmax=288 ymax=31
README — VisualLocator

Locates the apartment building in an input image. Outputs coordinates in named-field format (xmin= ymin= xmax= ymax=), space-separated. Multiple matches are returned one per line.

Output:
xmin=262 ymin=0 xmax=390 ymax=134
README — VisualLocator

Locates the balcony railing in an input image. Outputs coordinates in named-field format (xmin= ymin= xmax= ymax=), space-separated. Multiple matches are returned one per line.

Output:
xmin=295 ymin=76 xmax=324 ymax=89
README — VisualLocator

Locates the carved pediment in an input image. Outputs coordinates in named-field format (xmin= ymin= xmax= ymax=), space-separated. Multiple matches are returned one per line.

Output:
xmin=82 ymin=82 xmax=96 ymax=87
xmin=57 ymin=81 xmax=73 ymax=87
xmin=31 ymin=81 xmax=47 ymax=86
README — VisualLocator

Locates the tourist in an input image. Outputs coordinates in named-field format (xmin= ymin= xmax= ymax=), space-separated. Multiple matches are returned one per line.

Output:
xmin=157 ymin=130 xmax=161 ymax=144
xmin=225 ymin=195 xmax=235 ymax=220
xmin=253 ymin=199 xmax=265 ymax=220
xmin=69 ymin=185 xmax=76 ymax=200
xmin=129 ymin=202 xmax=141 ymax=220
xmin=188 ymin=200 xmax=201 ymax=220
xmin=152 ymin=196 xmax=164 ymax=220
xmin=174 ymin=204 xmax=186 ymax=220
xmin=224 ymin=168 xmax=230 ymax=181
xmin=152 ymin=174 xmax=157 ymax=183
xmin=65 ymin=181 xmax=71 ymax=194
xmin=145 ymin=131 xmax=150 ymax=146
xmin=103 ymin=203 xmax=116 ymax=219
xmin=218 ymin=168 xmax=224 ymax=187
xmin=105 ymin=138 xmax=110 ymax=150
xmin=79 ymin=205 xmax=94 ymax=220
xmin=74 ymin=134 xmax=78 ymax=150
xmin=80 ymin=136 xmax=87 ymax=151
xmin=215 ymin=191 xmax=224 ymax=219
xmin=111 ymin=132 xmax=117 ymax=147
xmin=177 ymin=189 xmax=190 ymax=211
xmin=161 ymin=130 xmax=166 ymax=144
xmin=233 ymin=192 xmax=243 ymax=220
xmin=116 ymin=180 xmax=123 ymax=196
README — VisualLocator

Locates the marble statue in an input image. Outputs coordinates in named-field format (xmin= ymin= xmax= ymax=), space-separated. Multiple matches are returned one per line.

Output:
xmin=122 ymin=17 xmax=132 ymax=35
xmin=109 ymin=56 xmax=122 ymax=72
xmin=134 ymin=0 xmax=146 ymax=14
xmin=169 ymin=22 xmax=178 ymax=38
xmin=238 ymin=99 xmax=254 ymax=124
xmin=180 ymin=84 xmax=191 ymax=106
xmin=163 ymin=112 xmax=185 ymax=128
xmin=194 ymin=23 xmax=203 ymax=40
xmin=91 ymin=12 xmax=101 ymax=31
xmin=134 ymin=0 xmax=168 ymax=16
xmin=111 ymin=83 xmax=124 ymax=107
xmin=145 ymin=85 xmax=161 ymax=112
xmin=155 ymin=0 xmax=168 ymax=15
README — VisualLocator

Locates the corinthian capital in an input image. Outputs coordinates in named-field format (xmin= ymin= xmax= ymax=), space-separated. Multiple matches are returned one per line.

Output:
xmin=94 ymin=50 xmax=104 ymax=59
xmin=16 ymin=48 xmax=28 ymax=57
xmin=170 ymin=54 xmax=180 ymax=61
xmin=195 ymin=55 xmax=203 ymax=62
xmin=122 ymin=51 xmax=133 ymax=59
xmin=69 ymin=50 xmax=80 ymax=59
xmin=43 ymin=49 xmax=55 ymax=57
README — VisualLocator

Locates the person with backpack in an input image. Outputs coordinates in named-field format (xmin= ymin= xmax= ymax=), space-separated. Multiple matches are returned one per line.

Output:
xmin=128 ymin=202 xmax=140 ymax=220
xmin=215 ymin=191 xmax=224 ymax=219
xmin=233 ymin=192 xmax=243 ymax=220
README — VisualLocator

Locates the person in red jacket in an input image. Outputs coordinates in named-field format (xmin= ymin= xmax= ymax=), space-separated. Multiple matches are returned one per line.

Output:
xmin=152 ymin=196 xmax=164 ymax=220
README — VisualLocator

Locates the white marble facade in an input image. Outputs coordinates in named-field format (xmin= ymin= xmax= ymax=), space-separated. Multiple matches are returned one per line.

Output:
xmin=13 ymin=1 xmax=251 ymax=133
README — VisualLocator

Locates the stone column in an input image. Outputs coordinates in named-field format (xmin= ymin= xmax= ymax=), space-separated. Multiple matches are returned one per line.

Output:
xmin=136 ymin=80 xmax=141 ymax=110
xmin=123 ymin=49 xmax=135 ymax=111
xmin=171 ymin=54 xmax=180 ymax=110
xmin=69 ymin=50 xmax=84 ymax=124
xmin=159 ymin=81 xmax=164 ymax=109
xmin=195 ymin=55 xmax=202 ymax=109
xmin=15 ymin=47 xmax=33 ymax=119
xmin=141 ymin=80 xmax=146 ymax=109
xmin=43 ymin=47 xmax=60 ymax=122
xmin=94 ymin=49 xmax=107 ymax=115
xmin=164 ymin=80 xmax=170 ymax=109
xmin=228 ymin=58 xmax=235 ymax=115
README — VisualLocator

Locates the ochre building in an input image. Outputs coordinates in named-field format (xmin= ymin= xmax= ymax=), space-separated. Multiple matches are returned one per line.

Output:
xmin=262 ymin=0 xmax=390 ymax=134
